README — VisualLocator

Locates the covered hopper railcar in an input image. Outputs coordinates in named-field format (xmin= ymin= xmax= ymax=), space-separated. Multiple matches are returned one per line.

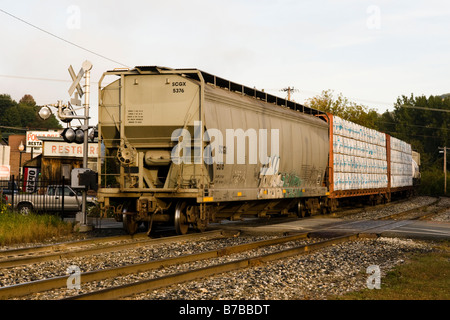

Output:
xmin=97 ymin=66 xmax=418 ymax=235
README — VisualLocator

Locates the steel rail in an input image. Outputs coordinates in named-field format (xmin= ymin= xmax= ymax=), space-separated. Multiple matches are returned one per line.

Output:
xmin=1 ymin=198 xmax=441 ymax=299
xmin=307 ymin=197 xmax=442 ymax=238
xmin=0 ymin=232 xmax=308 ymax=299
xmin=376 ymin=198 xmax=441 ymax=221
xmin=416 ymin=204 xmax=449 ymax=221
xmin=65 ymin=200 xmax=444 ymax=300
xmin=0 ymin=233 xmax=149 ymax=259
xmin=67 ymin=233 xmax=364 ymax=300
xmin=0 ymin=230 xmax=229 ymax=269
xmin=330 ymin=197 xmax=411 ymax=218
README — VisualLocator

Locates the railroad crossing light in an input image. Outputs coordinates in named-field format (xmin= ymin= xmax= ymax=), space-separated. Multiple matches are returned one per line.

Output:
xmin=38 ymin=106 xmax=53 ymax=121
xmin=89 ymin=128 xmax=98 ymax=142
xmin=60 ymin=107 xmax=75 ymax=123
xmin=61 ymin=128 xmax=75 ymax=143
xmin=74 ymin=129 xmax=84 ymax=144
xmin=61 ymin=128 xmax=85 ymax=144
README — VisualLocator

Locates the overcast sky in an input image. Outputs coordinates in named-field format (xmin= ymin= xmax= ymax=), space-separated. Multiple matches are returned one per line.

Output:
xmin=1 ymin=0 xmax=449 ymax=125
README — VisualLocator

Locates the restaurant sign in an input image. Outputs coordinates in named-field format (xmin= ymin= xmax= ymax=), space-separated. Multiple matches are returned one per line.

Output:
xmin=43 ymin=141 xmax=98 ymax=158
xmin=26 ymin=131 xmax=62 ymax=154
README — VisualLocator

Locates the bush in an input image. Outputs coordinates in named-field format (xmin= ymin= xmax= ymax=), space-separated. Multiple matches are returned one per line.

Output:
xmin=419 ymin=167 xmax=450 ymax=196
xmin=0 ymin=201 xmax=9 ymax=215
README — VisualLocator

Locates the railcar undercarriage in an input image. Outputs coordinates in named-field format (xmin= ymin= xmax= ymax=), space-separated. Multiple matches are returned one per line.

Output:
xmin=101 ymin=195 xmax=332 ymax=235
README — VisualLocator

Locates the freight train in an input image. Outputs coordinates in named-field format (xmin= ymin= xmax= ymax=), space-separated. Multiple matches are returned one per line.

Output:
xmin=97 ymin=66 xmax=420 ymax=235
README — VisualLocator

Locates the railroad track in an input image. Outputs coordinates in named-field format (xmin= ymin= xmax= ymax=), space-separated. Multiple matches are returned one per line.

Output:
xmin=0 ymin=197 xmax=442 ymax=300
xmin=307 ymin=197 xmax=444 ymax=238
xmin=377 ymin=197 xmax=445 ymax=221
xmin=67 ymin=233 xmax=366 ymax=300
xmin=68 ymin=198 xmax=442 ymax=300
xmin=329 ymin=197 xmax=411 ymax=218
xmin=0 ymin=230 xmax=231 ymax=269
xmin=0 ymin=233 xmax=146 ymax=265
xmin=1 ymin=231 xmax=312 ymax=299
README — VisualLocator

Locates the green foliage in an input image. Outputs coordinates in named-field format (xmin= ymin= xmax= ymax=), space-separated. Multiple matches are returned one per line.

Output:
xmin=419 ymin=167 xmax=450 ymax=196
xmin=306 ymin=89 xmax=379 ymax=129
xmin=0 ymin=201 xmax=9 ymax=215
xmin=391 ymin=94 xmax=449 ymax=168
xmin=0 ymin=94 xmax=62 ymax=136
xmin=388 ymin=94 xmax=449 ymax=195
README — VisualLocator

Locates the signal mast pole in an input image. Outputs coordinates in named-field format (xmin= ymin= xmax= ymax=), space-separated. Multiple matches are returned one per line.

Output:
xmin=38 ymin=60 xmax=94 ymax=232
xmin=81 ymin=61 xmax=92 ymax=228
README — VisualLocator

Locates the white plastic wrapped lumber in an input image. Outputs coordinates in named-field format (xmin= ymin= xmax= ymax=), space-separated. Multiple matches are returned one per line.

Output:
xmin=390 ymin=136 xmax=413 ymax=187
xmin=332 ymin=115 xmax=388 ymax=190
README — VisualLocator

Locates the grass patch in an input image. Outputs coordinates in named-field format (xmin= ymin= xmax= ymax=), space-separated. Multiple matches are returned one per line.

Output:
xmin=333 ymin=246 xmax=450 ymax=300
xmin=0 ymin=211 xmax=73 ymax=246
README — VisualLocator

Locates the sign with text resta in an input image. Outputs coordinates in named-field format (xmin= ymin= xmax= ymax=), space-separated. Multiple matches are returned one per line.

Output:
xmin=43 ymin=141 xmax=98 ymax=158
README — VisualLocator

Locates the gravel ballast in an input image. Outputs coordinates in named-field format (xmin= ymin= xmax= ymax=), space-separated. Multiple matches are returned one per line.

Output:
xmin=1 ymin=196 xmax=448 ymax=300
xmin=131 ymin=237 xmax=435 ymax=300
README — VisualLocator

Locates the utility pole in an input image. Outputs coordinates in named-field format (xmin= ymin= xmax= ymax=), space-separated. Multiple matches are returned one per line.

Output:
xmin=439 ymin=147 xmax=449 ymax=195
xmin=281 ymin=87 xmax=298 ymax=101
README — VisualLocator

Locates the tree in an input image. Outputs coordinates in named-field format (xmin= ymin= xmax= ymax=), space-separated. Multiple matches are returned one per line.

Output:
xmin=0 ymin=94 xmax=17 ymax=119
xmin=0 ymin=94 xmax=62 ymax=135
xmin=375 ymin=110 xmax=396 ymax=135
xmin=305 ymin=90 xmax=380 ymax=129
xmin=392 ymin=94 xmax=449 ymax=168
xmin=19 ymin=94 xmax=36 ymax=107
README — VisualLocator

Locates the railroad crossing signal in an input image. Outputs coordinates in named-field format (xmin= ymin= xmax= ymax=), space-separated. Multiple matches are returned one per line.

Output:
xmin=68 ymin=61 xmax=92 ymax=98
xmin=61 ymin=127 xmax=85 ymax=144
xmin=37 ymin=60 xmax=94 ymax=231
xmin=68 ymin=65 xmax=84 ymax=101
xmin=60 ymin=61 xmax=94 ymax=143
xmin=71 ymin=92 xmax=82 ymax=107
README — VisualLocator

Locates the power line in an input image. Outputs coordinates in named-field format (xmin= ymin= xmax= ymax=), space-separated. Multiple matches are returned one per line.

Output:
xmin=0 ymin=74 xmax=98 ymax=84
xmin=0 ymin=125 xmax=59 ymax=131
xmin=376 ymin=120 xmax=448 ymax=131
xmin=0 ymin=8 xmax=129 ymax=68
xmin=397 ymin=133 xmax=448 ymax=139
xmin=401 ymin=105 xmax=450 ymax=113
xmin=0 ymin=74 xmax=70 ymax=83
xmin=266 ymin=88 xmax=394 ymax=108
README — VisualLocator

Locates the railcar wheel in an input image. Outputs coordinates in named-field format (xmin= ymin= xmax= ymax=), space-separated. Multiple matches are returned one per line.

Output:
xmin=174 ymin=201 xmax=189 ymax=235
xmin=123 ymin=214 xmax=138 ymax=235
xmin=297 ymin=200 xmax=306 ymax=218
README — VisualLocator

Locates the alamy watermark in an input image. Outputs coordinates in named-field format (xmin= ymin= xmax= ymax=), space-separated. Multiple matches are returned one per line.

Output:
xmin=66 ymin=5 xmax=81 ymax=30
xmin=171 ymin=121 xmax=280 ymax=175
xmin=66 ymin=265 xmax=81 ymax=290
xmin=366 ymin=5 xmax=381 ymax=30
xmin=366 ymin=265 xmax=381 ymax=289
